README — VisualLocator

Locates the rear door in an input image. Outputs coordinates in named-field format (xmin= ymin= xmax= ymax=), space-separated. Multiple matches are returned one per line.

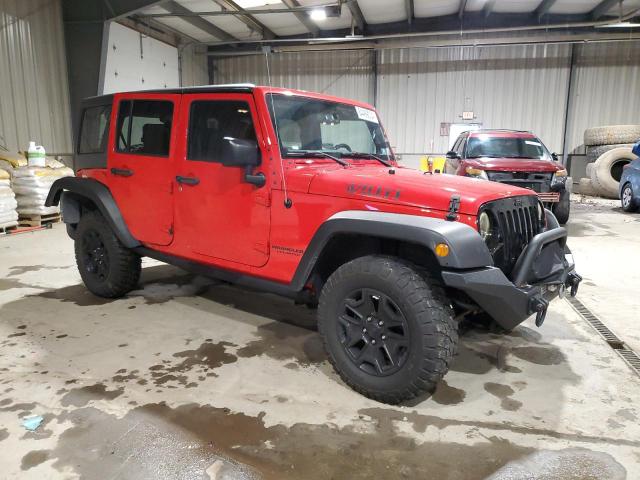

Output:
xmin=174 ymin=93 xmax=270 ymax=267
xmin=108 ymin=94 xmax=180 ymax=246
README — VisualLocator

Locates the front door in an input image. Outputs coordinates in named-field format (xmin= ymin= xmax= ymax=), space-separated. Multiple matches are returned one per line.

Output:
xmin=174 ymin=93 xmax=270 ymax=267
xmin=108 ymin=94 xmax=179 ymax=246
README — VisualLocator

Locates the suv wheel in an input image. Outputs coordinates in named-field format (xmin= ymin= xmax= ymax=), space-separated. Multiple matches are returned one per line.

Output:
xmin=621 ymin=183 xmax=638 ymax=212
xmin=75 ymin=210 xmax=141 ymax=298
xmin=318 ymin=255 xmax=458 ymax=404
xmin=552 ymin=190 xmax=570 ymax=225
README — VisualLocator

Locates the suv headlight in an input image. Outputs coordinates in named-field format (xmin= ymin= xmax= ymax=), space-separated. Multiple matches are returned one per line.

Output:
xmin=465 ymin=166 xmax=488 ymax=180
xmin=551 ymin=169 xmax=567 ymax=185
xmin=478 ymin=212 xmax=491 ymax=240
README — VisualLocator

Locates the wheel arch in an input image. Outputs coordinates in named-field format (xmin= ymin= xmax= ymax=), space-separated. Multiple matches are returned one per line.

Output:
xmin=291 ymin=211 xmax=492 ymax=292
xmin=46 ymin=177 xmax=140 ymax=248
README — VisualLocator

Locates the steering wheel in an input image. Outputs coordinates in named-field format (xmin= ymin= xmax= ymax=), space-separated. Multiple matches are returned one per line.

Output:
xmin=334 ymin=143 xmax=352 ymax=152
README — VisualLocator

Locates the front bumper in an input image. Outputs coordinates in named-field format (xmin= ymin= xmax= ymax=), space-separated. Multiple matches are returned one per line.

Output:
xmin=441 ymin=225 xmax=581 ymax=330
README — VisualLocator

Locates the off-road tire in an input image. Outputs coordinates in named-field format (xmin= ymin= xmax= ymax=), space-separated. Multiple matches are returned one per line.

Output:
xmin=621 ymin=183 xmax=638 ymax=212
xmin=74 ymin=210 xmax=141 ymax=298
xmin=584 ymin=125 xmax=640 ymax=147
xmin=589 ymin=147 xmax=635 ymax=199
xmin=586 ymin=143 xmax=633 ymax=163
xmin=552 ymin=190 xmax=570 ymax=225
xmin=578 ymin=177 xmax=597 ymax=196
xmin=318 ymin=255 xmax=458 ymax=404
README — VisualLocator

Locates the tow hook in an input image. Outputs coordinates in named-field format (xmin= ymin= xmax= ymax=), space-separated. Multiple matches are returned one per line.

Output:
xmin=530 ymin=297 xmax=549 ymax=327
xmin=567 ymin=272 xmax=582 ymax=297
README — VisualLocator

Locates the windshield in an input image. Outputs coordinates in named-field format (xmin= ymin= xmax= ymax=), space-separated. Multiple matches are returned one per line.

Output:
xmin=466 ymin=136 xmax=551 ymax=160
xmin=267 ymin=94 xmax=393 ymax=161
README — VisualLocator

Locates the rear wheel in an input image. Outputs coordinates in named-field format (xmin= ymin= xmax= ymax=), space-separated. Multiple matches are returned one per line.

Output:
xmin=318 ymin=255 xmax=457 ymax=404
xmin=75 ymin=210 xmax=141 ymax=298
xmin=621 ymin=183 xmax=638 ymax=212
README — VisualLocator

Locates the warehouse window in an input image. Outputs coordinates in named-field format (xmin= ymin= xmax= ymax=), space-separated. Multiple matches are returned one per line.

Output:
xmin=78 ymin=105 xmax=111 ymax=154
xmin=187 ymin=101 xmax=256 ymax=163
xmin=116 ymin=100 xmax=174 ymax=157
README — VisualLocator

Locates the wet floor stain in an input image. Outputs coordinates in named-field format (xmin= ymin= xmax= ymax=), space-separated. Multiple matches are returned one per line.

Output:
xmin=36 ymin=284 xmax=114 ymax=306
xmin=510 ymin=346 xmax=565 ymax=366
xmin=431 ymin=380 xmax=466 ymax=405
xmin=236 ymin=321 xmax=325 ymax=366
xmin=128 ymin=275 xmax=217 ymax=305
xmin=484 ymin=383 xmax=523 ymax=412
xmin=26 ymin=402 xmax=543 ymax=480
xmin=8 ymin=265 xmax=73 ymax=277
xmin=0 ymin=428 xmax=8 ymax=442
xmin=21 ymin=450 xmax=50 ymax=471
xmin=60 ymin=384 xmax=124 ymax=407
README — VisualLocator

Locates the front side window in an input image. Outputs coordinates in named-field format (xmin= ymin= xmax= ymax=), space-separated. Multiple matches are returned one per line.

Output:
xmin=116 ymin=100 xmax=173 ymax=157
xmin=267 ymin=94 xmax=393 ymax=160
xmin=187 ymin=100 xmax=256 ymax=162
xmin=78 ymin=104 xmax=111 ymax=154
xmin=466 ymin=135 xmax=551 ymax=160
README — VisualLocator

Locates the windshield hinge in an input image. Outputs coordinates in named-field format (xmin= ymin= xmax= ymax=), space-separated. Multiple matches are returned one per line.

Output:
xmin=445 ymin=195 xmax=461 ymax=221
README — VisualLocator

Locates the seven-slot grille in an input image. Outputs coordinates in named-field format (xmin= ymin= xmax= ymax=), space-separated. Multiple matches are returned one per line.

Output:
xmin=481 ymin=195 xmax=544 ymax=277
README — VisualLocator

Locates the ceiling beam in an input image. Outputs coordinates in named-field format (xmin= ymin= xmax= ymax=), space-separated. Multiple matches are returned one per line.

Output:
xmin=534 ymin=0 xmax=556 ymax=20
xmin=163 ymin=1 xmax=238 ymax=41
xmin=405 ymin=0 xmax=414 ymax=25
xmin=346 ymin=0 xmax=366 ymax=32
xmin=591 ymin=0 xmax=622 ymax=20
xmin=211 ymin=0 xmax=276 ymax=39
xmin=458 ymin=0 xmax=468 ymax=19
xmin=483 ymin=0 xmax=496 ymax=18
xmin=280 ymin=0 xmax=320 ymax=36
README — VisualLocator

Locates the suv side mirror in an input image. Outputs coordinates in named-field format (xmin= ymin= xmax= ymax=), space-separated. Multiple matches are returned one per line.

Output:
xmin=221 ymin=137 xmax=265 ymax=188
xmin=446 ymin=151 xmax=460 ymax=160
xmin=551 ymin=152 xmax=559 ymax=162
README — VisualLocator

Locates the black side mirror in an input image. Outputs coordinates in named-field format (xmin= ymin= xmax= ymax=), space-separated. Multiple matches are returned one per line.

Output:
xmin=551 ymin=152 xmax=559 ymax=162
xmin=446 ymin=151 xmax=460 ymax=160
xmin=221 ymin=137 xmax=265 ymax=187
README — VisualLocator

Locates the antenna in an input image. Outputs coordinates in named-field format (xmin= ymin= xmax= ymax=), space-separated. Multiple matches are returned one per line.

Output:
xmin=263 ymin=46 xmax=292 ymax=209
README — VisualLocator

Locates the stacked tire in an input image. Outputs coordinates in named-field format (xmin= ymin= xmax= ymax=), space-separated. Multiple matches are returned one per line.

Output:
xmin=582 ymin=125 xmax=640 ymax=198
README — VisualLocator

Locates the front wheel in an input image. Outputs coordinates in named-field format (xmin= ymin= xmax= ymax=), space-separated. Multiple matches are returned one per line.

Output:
xmin=552 ymin=190 xmax=570 ymax=225
xmin=318 ymin=256 xmax=458 ymax=404
xmin=74 ymin=210 xmax=141 ymax=298
xmin=621 ymin=183 xmax=638 ymax=212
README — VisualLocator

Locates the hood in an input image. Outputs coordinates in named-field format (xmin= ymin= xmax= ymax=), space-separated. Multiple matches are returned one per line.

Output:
xmin=293 ymin=164 xmax=535 ymax=215
xmin=465 ymin=157 xmax=562 ymax=172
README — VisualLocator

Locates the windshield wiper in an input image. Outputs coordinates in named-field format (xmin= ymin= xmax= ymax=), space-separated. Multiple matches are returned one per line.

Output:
xmin=284 ymin=150 xmax=349 ymax=167
xmin=346 ymin=152 xmax=392 ymax=167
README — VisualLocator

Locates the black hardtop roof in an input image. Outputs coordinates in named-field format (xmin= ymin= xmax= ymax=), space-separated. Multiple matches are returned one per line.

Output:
xmin=82 ymin=84 xmax=255 ymax=106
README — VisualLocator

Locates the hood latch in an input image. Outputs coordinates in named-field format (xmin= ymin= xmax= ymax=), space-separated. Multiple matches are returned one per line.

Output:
xmin=445 ymin=195 xmax=461 ymax=221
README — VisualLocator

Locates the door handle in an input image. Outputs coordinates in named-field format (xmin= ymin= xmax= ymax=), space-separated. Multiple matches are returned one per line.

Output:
xmin=176 ymin=175 xmax=200 ymax=186
xmin=110 ymin=167 xmax=133 ymax=177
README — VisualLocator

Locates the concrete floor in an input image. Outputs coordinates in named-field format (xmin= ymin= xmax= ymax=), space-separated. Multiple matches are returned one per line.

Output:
xmin=1 ymin=199 xmax=639 ymax=480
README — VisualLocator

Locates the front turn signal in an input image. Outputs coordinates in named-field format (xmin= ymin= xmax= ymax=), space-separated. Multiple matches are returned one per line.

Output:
xmin=435 ymin=243 xmax=450 ymax=257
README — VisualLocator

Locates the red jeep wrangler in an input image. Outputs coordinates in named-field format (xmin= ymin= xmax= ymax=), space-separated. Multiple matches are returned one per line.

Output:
xmin=47 ymin=85 xmax=580 ymax=404
xmin=445 ymin=130 xmax=571 ymax=224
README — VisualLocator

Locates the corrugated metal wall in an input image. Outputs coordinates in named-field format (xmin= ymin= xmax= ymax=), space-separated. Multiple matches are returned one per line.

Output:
xmin=377 ymin=44 xmax=571 ymax=154
xmin=213 ymin=50 xmax=375 ymax=104
xmin=567 ymin=41 xmax=640 ymax=154
xmin=180 ymin=43 xmax=208 ymax=87
xmin=0 ymin=0 xmax=72 ymax=154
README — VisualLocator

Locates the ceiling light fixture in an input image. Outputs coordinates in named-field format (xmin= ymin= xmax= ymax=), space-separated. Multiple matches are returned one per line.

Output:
xmin=309 ymin=8 xmax=327 ymax=21
xmin=598 ymin=21 xmax=640 ymax=28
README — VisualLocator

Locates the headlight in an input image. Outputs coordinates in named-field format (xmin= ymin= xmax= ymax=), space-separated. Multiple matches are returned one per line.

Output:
xmin=478 ymin=212 xmax=491 ymax=240
xmin=465 ymin=166 xmax=488 ymax=180
xmin=551 ymin=169 xmax=567 ymax=185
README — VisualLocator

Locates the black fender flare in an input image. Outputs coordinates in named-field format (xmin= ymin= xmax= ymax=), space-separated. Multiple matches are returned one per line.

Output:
xmin=290 ymin=210 xmax=493 ymax=290
xmin=45 ymin=177 xmax=140 ymax=248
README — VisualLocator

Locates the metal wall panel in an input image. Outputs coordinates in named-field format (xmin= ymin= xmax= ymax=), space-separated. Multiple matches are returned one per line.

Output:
xmin=0 ymin=0 xmax=72 ymax=154
xmin=566 ymin=41 xmax=640 ymax=154
xmin=180 ymin=43 xmax=208 ymax=87
xmin=377 ymin=44 xmax=572 ymax=154
xmin=213 ymin=50 xmax=376 ymax=104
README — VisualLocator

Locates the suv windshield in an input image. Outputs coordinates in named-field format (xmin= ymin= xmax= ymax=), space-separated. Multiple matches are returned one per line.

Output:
xmin=466 ymin=136 xmax=551 ymax=160
xmin=267 ymin=94 xmax=393 ymax=161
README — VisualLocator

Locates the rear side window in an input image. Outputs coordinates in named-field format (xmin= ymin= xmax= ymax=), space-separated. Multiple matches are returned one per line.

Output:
xmin=116 ymin=100 xmax=174 ymax=157
xmin=187 ymin=100 xmax=256 ymax=162
xmin=78 ymin=105 xmax=111 ymax=154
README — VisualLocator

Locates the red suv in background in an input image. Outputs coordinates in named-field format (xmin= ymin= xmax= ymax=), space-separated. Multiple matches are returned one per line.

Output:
xmin=445 ymin=130 xmax=570 ymax=224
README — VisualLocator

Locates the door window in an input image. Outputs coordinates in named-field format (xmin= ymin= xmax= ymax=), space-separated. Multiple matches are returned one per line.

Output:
xmin=115 ymin=100 xmax=174 ymax=157
xmin=187 ymin=100 xmax=256 ymax=162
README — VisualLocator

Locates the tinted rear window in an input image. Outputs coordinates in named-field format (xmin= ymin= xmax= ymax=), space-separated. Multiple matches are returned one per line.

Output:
xmin=78 ymin=105 xmax=111 ymax=154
